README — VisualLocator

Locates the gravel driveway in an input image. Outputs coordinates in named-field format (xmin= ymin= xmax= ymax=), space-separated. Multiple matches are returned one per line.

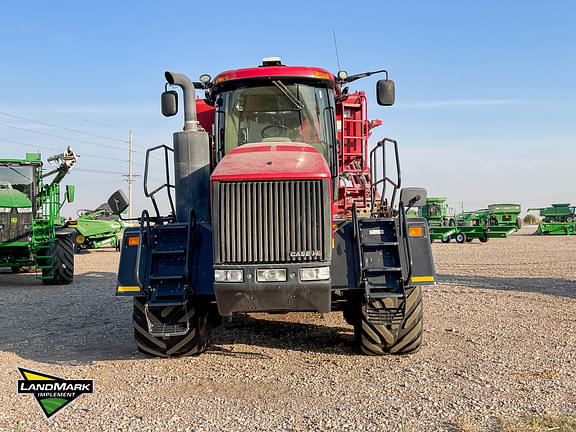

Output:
xmin=1 ymin=226 xmax=575 ymax=431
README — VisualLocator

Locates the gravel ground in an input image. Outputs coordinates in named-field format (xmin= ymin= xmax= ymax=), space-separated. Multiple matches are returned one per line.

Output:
xmin=0 ymin=226 xmax=575 ymax=431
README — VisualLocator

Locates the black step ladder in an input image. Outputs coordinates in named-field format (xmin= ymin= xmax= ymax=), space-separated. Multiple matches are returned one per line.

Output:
xmin=138 ymin=211 xmax=193 ymax=337
xmin=354 ymin=214 xmax=407 ymax=326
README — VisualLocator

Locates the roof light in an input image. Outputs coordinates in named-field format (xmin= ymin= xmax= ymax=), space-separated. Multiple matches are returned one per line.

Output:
xmin=315 ymin=71 xmax=331 ymax=80
xmin=262 ymin=57 xmax=283 ymax=66
xmin=337 ymin=70 xmax=348 ymax=80
xmin=214 ymin=74 xmax=229 ymax=83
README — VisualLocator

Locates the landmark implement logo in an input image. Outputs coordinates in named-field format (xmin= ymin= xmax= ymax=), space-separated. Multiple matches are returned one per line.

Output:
xmin=17 ymin=367 xmax=94 ymax=419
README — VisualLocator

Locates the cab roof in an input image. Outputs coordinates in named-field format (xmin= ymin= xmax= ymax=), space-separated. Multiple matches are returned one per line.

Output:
xmin=213 ymin=65 xmax=336 ymax=87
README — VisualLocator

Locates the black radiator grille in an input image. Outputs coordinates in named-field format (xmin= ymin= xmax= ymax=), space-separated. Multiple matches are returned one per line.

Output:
xmin=213 ymin=180 xmax=331 ymax=264
xmin=0 ymin=209 xmax=33 ymax=243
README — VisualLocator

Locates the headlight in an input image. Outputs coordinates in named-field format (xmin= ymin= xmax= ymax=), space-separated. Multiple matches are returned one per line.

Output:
xmin=0 ymin=208 xmax=11 ymax=213
xmin=300 ymin=267 xmax=330 ymax=281
xmin=17 ymin=207 xmax=32 ymax=213
xmin=214 ymin=269 xmax=243 ymax=283
xmin=257 ymin=269 xmax=287 ymax=282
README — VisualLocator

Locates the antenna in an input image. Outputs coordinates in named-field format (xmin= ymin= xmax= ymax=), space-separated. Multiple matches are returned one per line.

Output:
xmin=332 ymin=30 xmax=342 ymax=71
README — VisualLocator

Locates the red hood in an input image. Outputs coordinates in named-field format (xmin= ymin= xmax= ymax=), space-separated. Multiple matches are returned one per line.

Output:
xmin=211 ymin=142 xmax=331 ymax=181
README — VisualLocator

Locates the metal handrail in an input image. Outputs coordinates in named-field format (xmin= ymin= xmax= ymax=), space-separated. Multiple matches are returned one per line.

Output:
xmin=135 ymin=209 xmax=151 ymax=289
xmin=352 ymin=202 xmax=364 ymax=289
xmin=144 ymin=145 xmax=176 ymax=221
xmin=399 ymin=202 xmax=413 ymax=284
xmin=369 ymin=138 xmax=401 ymax=217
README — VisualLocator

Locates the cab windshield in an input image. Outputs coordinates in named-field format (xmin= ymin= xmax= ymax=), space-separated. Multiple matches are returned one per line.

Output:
xmin=215 ymin=82 xmax=336 ymax=164
xmin=0 ymin=165 xmax=34 ymax=204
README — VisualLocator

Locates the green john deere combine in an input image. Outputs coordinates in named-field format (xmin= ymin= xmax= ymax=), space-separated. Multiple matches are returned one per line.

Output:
xmin=0 ymin=149 xmax=77 ymax=283
xmin=68 ymin=204 xmax=125 ymax=250
xmin=420 ymin=197 xmax=456 ymax=226
xmin=529 ymin=203 xmax=576 ymax=235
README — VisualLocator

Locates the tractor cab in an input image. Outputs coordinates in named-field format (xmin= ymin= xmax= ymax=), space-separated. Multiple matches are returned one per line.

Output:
xmin=0 ymin=161 xmax=36 ymax=243
xmin=208 ymin=59 xmax=339 ymax=175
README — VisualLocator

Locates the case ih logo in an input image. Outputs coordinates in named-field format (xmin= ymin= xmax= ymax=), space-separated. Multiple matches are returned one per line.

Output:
xmin=17 ymin=367 xmax=94 ymax=420
xmin=289 ymin=250 xmax=321 ymax=258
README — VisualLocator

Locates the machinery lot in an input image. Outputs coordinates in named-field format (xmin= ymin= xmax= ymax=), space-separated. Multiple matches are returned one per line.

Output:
xmin=1 ymin=226 xmax=575 ymax=431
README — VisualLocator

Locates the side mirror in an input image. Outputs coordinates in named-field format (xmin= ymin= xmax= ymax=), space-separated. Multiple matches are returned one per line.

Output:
xmin=400 ymin=187 xmax=427 ymax=209
xmin=108 ymin=190 xmax=129 ymax=215
xmin=161 ymin=90 xmax=178 ymax=117
xmin=66 ymin=185 xmax=75 ymax=203
xmin=376 ymin=79 xmax=395 ymax=106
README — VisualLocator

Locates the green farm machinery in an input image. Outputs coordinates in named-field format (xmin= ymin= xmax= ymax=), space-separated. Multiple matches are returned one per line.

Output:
xmin=427 ymin=201 xmax=519 ymax=243
xmin=487 ymin=204 xmax=522 ymax=229
xmin=0 ymin=149 xmax=77 ymax=283
xmin=529 ymin=203 xmax=576 ymax=235
xmin=67 ymin=204 xmax=125 ymax=250
xmin=456 ymin=211 xmax=475 ymax=226
xmin=420 ymin=197 xmax=456 ymax=227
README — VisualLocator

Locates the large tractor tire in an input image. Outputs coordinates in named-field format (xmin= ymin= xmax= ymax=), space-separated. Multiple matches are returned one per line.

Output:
xmin=354 ymin=286 xmax=423 ymax=355
xmin=133 ymin=296 xmax=211 ymax=358
xmin=42 ymin=235 xmax=74 ymax=285
xmin=516 ymin=218 xmax=522 ymax=230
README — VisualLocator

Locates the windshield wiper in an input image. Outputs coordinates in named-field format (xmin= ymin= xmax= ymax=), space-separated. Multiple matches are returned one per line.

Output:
xmin=8 ymin=167 xmax=31 ymax=181
xmin=272 ymin=80 xmax=304 ymax=110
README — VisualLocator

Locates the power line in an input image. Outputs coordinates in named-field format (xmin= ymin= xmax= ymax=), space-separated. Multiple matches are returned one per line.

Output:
xmin=0 ymin=111 xmax=128 ymax=143
xmin=75 ymin=168 xmax=127 ymax=175
xmin=0 ymin=121 xmax=135 ymax=152
xmin=0 ymin=138 xmax=128 ymax=163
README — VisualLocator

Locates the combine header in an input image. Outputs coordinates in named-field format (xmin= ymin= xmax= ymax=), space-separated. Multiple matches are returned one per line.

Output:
xmin=111 ymin=57 xmax=436 ymax=357
xmin=529 ymin=203 xmax=576 ymax=235
xmin=67 ymin=204 xmax=124 ymax=250
xmin=0 ymin=149 xmax=76 ymax=283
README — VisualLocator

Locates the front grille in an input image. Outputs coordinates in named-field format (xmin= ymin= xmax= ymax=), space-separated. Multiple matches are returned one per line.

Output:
xmin=213 ymin=180 xmax=331 ymax=264
xmin=0 ymin=210 xmax=32 ymax=243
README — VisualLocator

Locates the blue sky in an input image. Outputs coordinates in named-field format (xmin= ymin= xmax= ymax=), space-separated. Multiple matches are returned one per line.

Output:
xmin=0 ymin=1 xmax=574 ymax=216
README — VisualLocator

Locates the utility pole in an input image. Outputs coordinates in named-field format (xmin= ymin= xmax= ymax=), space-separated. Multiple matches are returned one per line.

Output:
xmin=128 ymin=129 xmax=133 ymax=219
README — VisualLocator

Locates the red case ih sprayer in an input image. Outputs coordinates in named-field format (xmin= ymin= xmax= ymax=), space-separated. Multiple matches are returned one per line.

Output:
xmin=110 ymin=57 xmax=436 ymax=357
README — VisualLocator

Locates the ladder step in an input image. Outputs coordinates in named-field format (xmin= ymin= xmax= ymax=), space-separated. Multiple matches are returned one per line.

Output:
xmin=151 ymin=249 xmax=186 ymax=255
xmin=367 ymin=292 xmax=405 ymax=299
xmin=364 ymin=266 xmax=402 ymax=272
xmin=35 ymin=256 xmax=52 ymax=259
xmin=366 ymin=306 xmax=404 ymax=325
xmin=149 ymin=275 xmax=185 ymax=281
xmin=361 ymin=241 xmax=398 ymax=247
xmin=37 ymin=266 xmax=53 ymax=269
xmin=147 ymin=321 xmax=189 ymax=336
xmin=155 ymin=224 xmax=188 ymax=231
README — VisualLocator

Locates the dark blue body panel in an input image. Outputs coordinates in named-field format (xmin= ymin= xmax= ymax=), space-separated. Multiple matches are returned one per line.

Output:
xmin=115 ymin=223 xmax=215 ymax=297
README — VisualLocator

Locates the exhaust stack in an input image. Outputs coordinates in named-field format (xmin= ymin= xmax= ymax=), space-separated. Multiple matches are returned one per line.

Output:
xmin=165 ymin=71 xmax=198 ymax=131
xmin=164 ymin=71 xmax=210 ymax=223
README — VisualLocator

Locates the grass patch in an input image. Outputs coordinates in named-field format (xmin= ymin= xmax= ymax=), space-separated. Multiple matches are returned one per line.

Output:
xmin=498 ymin=415 xmax=576 ymax=432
